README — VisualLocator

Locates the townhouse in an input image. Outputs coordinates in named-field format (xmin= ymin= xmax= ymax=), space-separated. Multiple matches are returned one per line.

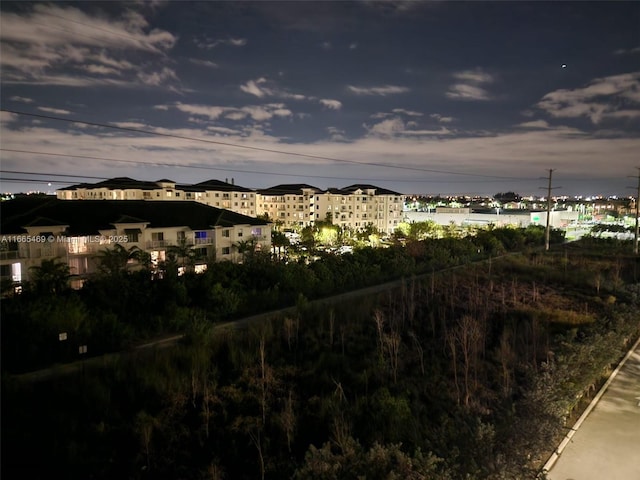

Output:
xmin=0 ymin=198 xmax=271 ymax=289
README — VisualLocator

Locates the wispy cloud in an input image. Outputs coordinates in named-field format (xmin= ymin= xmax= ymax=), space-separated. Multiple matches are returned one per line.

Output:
xmin=347 ymin=85 xmax=409 ymax=96
xmin=37 ymin=106 xmax=72 ymax=115
xmin=536 ymin=72 xmax=640 ymax=123
xmin=240 ymin=77 xmax=307 ymax=100
xmin=169 ymin=102 xmax=293 ymax=122
xmin=516 ymin=120 xmax=552 ymax=129
xmin=430 ymin=113 xmax=455 ymax=123
xmin=0 ymin=4 xmax=179 ymax=90
xmin=614 ymin=46 xmax=640 ymax=55
xmin=188 ymin=58 xmax=218 ymax=68
xmin=9 ymin=96 xmax=34 ymax=103
xmin=195 ymin=36 xmax=247 ymax=49
xmin=446 ymin=68 xmax=494 ymax=101
xmin=392 ymin=108 xmax=422 ymax=116
xmin=364 ymin=117 xmax=452 ymax=137
xmin=320 ymin=99 xmax=343 ymax=110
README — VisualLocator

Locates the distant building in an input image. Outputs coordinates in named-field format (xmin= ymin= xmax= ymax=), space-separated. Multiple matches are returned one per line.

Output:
xmin=57 ymin=177 xmax=257 ymax=217
xmin=56 ymin=178 xmax=406 ymax=234
xmin=0 ymin=198 xmax=271 ymax=289
xmin=403 ymin=209 xmax=579 ymax=228
xmin=257 ymin=184 xmax=320 ymax=229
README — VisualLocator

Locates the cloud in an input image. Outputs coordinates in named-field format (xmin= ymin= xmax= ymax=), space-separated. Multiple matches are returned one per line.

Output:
xmin=347 ymin=85 xmax=410 ymax=96
xmin=446 ymin=84 xmax=491 ymax=101
xmin=321 ymin=41 xmax=332 ymax=50
xmin=447 ymin=68 xmax=494 ymax=101
xmin=364 ymin=117 xmax=453 ymax=137
xmin=0 ymin=4 xmax=178 ymax=89
xmin=320 ymin=99 xmax=343 ymax=110
xmin=195 ymin=37 xmax=247 ymax=49
xmin=516 ymin=120 xmax=552 ymax=129
xmin=2 ymin=111 xmax=638 ymax=194
xmin=188 ymin=58 xmax=218 ymax=68
xmin=137 ymin=67 xmax=179 ymax=87
xmin=349 ymin=42 xmax=358 ymax=50
xmin=392 ymin=108 xmax=422 ymax=116
xmin=536 ymin=72 xmax=640 ymax=123
xmin=37 ymin=106 xmax=72 ymax=115
xmin=430 ymin=113 xmax=455 ymax=123
xmin=9 ymin=96 xmax=34 ymax=103
xmin=170 ymin=102 xmax=293 ymax=122
xmin=614 ymin=46 xmax=640 ymax=55
xmin=327 ymin=126 xmax=348 ymax=141
xmin=240 ymin=77 xmax=308 ymax=100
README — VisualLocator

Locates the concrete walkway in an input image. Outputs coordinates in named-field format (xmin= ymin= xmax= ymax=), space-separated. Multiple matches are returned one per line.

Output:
xmin=546 ymin=339 xmax=640 ymax=480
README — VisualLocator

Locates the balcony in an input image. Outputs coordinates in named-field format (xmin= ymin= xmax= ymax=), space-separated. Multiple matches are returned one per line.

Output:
xmin=194 ymin=237 xmax=214 ymax=245
xmin=0 ymin=251 xmax=21 ymax=260
xmin=147 ymin=240 xmax=173 ymax=248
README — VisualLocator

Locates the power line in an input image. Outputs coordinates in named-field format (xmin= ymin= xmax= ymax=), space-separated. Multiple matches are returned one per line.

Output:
xmin=1 ymin=109 xmax=537 ymax=180
xmin=0 ymin=149 xmax=536 ymax=184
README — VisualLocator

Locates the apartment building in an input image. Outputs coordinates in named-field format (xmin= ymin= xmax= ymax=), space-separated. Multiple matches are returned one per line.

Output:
xmin=314 ymin=184 xmax=404 ymax=234
xmin=56 ymin=177 xmax=405 ymax=234
xmin=0 ymin=198 xmax=270 ymax=288
xmin=256 ymin=184 xmax=320 ymax=228
xmin=57 ymin=177 xmax=257 ymax=217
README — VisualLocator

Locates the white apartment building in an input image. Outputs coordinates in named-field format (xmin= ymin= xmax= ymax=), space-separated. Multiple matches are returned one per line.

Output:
xmin=57 ymin=177 xmax=257 ymax=217
xmin=256 ymin=184 xmax=320 ymax=228
xmin=1 ymin=198 xmax=271 ymax=289
xmin=255 ymin=183 xmax=404 ymax=234
xmin=56 ymin=177 xmax=406 ymax=234
xmin=314 ymin=184 xmax=404 ymax=234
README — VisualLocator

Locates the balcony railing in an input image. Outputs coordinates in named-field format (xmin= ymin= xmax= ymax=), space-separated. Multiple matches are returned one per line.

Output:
xmin=194 ymin=237 xmax=214 ymax=245
xmin=0 ymin=251 xmax=21 ymax=260
xmin=147 ymin=240 xmax=173 ymax=248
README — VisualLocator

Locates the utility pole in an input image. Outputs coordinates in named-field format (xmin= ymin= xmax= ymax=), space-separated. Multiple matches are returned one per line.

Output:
xmin=540 ymin=169 xmax=557 ymax=251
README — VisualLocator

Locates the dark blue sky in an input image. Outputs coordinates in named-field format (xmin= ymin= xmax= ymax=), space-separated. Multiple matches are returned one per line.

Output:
xmin=1 ymin=1 xmax=638 ymax=196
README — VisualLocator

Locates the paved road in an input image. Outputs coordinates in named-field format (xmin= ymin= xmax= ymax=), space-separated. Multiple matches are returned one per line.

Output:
xmin=547 ymin=340 xmax=640 ymax=480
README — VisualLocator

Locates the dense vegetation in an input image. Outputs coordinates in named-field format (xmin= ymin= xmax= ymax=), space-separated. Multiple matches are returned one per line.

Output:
xmin=2 ymin=230 xmax=639 ymax=479
xmin=2 ymin=225 xmax=562 ymax=374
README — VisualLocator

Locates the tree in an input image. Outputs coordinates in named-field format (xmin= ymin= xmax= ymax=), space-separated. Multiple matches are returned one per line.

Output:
xmin=233 ymin=237 xmax=256 ymax=263
xmin=29 ymin=258 xmax=70 ymax=295
xmin=271 ymin=230 xmax=290 ymax=261
xmin=167 ymin=237 xmax=196 ymax=273
xmin=95 ymin=243 xmax=143 ymax=277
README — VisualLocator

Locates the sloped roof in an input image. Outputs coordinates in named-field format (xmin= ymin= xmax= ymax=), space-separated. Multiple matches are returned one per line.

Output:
xmin=258 ymin=184 xmax=321 ymax=195
xmin=1 ymin=198 xmax=268 ymax=236
xmin=189 ymin=179 xmax=254 ymax=193
xmin=341 ymin=184 xmax=403 ymax=196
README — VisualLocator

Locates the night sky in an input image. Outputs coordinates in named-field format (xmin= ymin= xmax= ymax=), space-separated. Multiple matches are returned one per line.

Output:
xmin=1 ymin=1 xmax=639 ymax=197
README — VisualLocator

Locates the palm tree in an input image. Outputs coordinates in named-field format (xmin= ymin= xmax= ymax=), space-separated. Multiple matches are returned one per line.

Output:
xmin=29 ymin=258 xmax=70 ymax=295
xmin=270 ymin=230 xmax=290 ymax=260
xmin=233 ymin=238 xmax=256 ymax=263
xmin=95 ymin=243 xmax=142 ymax=277
xmin=167 ymin=237 xmax=196 ymax=273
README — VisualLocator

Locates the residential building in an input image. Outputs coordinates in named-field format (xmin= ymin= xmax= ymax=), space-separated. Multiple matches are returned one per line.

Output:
xmin=256 ymin=184 xmax=320 ymax=228
xmin=56 ymin=177 xmax=406 ymax=234
xmin=314 ymin=184 xmax=404 ymax=234
xmin=1 ymin=198 xmax=271 ymax=289
xmin=57 ymin=177 xmax=257 ymax=217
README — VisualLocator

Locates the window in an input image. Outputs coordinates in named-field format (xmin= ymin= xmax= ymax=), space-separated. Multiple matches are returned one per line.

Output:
xmin=251 ymin=227 xmax=262 ymax=236
xmin=237 ymin=229 xmax=243 ymax=237
xmin=222 ymin=247 xmax=230 ymax=255
xmin=152 ymin=232 xmax=164 ymax=241
xmin=222 ymin=230 xmax=230 ymax=238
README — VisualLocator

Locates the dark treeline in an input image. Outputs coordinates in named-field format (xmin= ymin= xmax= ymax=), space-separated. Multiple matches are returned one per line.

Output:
xmin=2 ymin=237 xmax=639 ymax=479
xmin=2 ymin=225 xmax=562 ymax=374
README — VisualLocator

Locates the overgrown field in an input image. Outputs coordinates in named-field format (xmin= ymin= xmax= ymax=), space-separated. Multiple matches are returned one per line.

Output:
xmin=2 ymin=242 xmax=639 ymax=479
